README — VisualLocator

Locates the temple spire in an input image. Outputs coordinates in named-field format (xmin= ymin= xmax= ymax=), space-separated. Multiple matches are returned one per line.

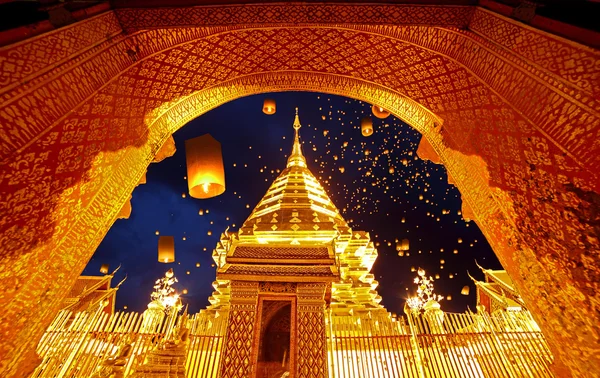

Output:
xmin=286 ymin=107 xmax=307 ymax=168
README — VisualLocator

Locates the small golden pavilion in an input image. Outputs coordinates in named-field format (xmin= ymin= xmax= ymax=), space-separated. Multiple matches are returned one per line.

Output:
xmin=33 ymin=112 xmax=554 ymax=378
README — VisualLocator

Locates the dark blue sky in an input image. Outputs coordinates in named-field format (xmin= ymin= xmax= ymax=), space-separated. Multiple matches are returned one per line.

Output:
xmin=83 ymin=92 xmax=502 ymax=315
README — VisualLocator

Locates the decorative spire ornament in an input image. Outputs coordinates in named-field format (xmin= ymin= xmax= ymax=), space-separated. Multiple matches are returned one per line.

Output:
xmin=406 ymin=268 xmax=444 ymax=312
xmin=150 ymin=269 xmax=182 ymax=315
xmin=286 ymin=107 xmax=307 ymax=168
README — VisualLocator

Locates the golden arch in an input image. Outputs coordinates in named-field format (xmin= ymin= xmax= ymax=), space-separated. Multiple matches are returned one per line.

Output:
xmin=0 ymin=5 xmax=598 ymax=377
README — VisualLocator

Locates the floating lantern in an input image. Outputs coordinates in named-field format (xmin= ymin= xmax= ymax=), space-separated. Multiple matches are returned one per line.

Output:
xmin=388 ymin=166 xmax=395 ymax=174
xmin=182 ymin=289 xmax=188 ymax=295
xmin=461 ymin=286 xmax=470 ymax=295
xmin=446 ymin=295 xmax=452 ymax=301
xmin=397 ymin=238 xmax=410 ymax=251
xmin=371 ymin=105 xmax=390 ymax=119
xmin=458 ymin=238 xmax=463 ymax=244
xmin=196 ymin=263 xmax=200 ymax=268
xmin=361 ymin=117 xmax=373 ymax=137
xmin=158 ymin=236 xmax=175 ymax=263
xmin=100 ymin=264 xmax=109 ymax=274
xmin=262 ymin=98 xmax=276 ymax=115
xmin=185 ymin=134 xmax=225 ymax=199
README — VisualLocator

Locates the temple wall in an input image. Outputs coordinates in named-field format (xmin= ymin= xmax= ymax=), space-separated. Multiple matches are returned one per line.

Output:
xmin=0 ymin=4 xmax=598 ymax=377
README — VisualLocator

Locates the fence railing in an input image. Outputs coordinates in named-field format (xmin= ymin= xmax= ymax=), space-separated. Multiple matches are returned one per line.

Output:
xmin=32 ymin=307 xmax=552 ymax=378
xmin=31 ymin=306 xmax=228 ymax=378
xmin=326 ymin=310 xmax=554 ymax=378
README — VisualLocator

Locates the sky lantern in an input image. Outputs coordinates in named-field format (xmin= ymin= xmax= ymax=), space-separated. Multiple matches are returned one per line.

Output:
xmin=371 ymin=105 xmax=390 ymax=119
xmin=361 ymin=117 xmax=373 ymax=137
xmin=158 ymin=236 xmax=175 ymax=263
xmin=185 ymin=134 xmax=225 ymax=199
xmin=397 ymin=238 xmax=409 ymax=251
xmin=461 ymin=286 xmax=470 ymax=295
xmin=262 ymin=98 xmax=276 ymax=115
xmin=99 ymin=264 xmax=109 ymax=274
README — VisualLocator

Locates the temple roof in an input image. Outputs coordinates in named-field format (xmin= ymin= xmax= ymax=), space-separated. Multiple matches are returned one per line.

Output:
xmin=237 ymin=109 xmax=349 ymax=245
xmin=211 ymin=110 xmax=383 ymax=314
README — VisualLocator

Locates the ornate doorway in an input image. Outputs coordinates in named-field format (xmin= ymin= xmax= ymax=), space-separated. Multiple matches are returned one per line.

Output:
xmin=254 ymin=297 xmax=296 ymax=378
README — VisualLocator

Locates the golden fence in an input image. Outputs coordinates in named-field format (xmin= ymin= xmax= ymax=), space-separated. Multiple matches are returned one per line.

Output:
xmin=325 ymin=310 xmax=554 ymax=378
xmin=31 ymin=306 xmax=227 ymax=378
xmin=32 ymin=307 xmax=552 ymax=377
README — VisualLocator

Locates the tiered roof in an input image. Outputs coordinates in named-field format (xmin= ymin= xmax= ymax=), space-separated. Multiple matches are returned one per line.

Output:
xmin=208 ymin=110 xmax=384 ymax=315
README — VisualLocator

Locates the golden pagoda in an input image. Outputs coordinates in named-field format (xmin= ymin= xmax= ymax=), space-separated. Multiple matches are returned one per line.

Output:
xmin=32 ymin=111 xmax=555 ymax=378
xmin=207 ymin=109 xmax=383 ymax=377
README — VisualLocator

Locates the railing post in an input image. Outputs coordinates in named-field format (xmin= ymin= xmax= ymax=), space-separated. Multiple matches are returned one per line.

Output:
xmin=404 ymin=308 xmax=426 ymax=378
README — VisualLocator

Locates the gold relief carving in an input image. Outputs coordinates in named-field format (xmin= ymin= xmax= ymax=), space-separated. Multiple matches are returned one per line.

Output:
xmin=0 ymin=12 xmax=122 ymax=89
xmin=470 ymin=8 xmax=600 ymax=97
xmin=115 ymin=4 xmax=473 ymax=31
xmin=221 ymin=307 xmax=258 ymax=378
xmin=296 ymin=311 xmax=327 ymax=377
xmin=259 ymin=282 xmax=297 ymax=294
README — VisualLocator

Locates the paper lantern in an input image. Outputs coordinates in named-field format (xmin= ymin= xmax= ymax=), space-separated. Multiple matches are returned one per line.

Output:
xmin=185 ymin=134 xmax=225 ymax=199
xmin=158 ymin=236 xmax=175 ymax=263
xmin=397 ymin=238 xmax=410 ymax=251
xmin=100 ymin=264 xmax=109 ymax=274
xmin=372 ymin=105 xmax=390 ymax=119
xmin=461 ymin=286 xmax=470 ymax=296
xmin=182 ymin=289 xmax=189 ymax=295
xmin=361 ymin=117 xmax=373 ymax=137
xmin=262 ymin=98 xmax=276 ymax=115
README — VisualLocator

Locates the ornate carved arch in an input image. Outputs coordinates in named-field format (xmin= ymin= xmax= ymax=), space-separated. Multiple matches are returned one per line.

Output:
xmin=0 ymin=5 xmax=598 ymax=377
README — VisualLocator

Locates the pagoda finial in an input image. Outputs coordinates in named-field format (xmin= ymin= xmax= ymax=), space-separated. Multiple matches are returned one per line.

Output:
xmin=287 ymin=108 xmax=306 ymax=167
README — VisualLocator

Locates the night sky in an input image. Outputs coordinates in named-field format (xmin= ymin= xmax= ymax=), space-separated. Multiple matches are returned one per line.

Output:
xmin=82 ymin=92 xmax=503 ymax=315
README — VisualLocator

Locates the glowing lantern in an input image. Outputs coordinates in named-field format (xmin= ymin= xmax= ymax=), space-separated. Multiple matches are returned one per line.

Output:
xmin=446 ymin=295 xmax=452 ymax=301
xmin=397 ymin=238 xmax=409 ymax=251
xmin=401 ymin=217 xmax=406 ymax=223
xmin=185 ymin=134 xmax=225 ymax=199
xmin=262 ymin=98 xmax=276 ymax=115
xmin=461 ymin=286 xmax=470 ymax=295
xmin=389 ymin=166 xmax=395 ymax=174
xmin=458 ymin=238 xmax=463 ymax=243
xmin=196 ymin=263 xmax=200 ymax=268
xmin=182 ymin=289 xmax=188 ymax=295
xmin=371 ymin=105 xmax=390 ymax=119
xmin=158 ymin=236 xmax=175 ymax=263
xmin=361 ymin=117 xmax=373 ymax=137
xmin=339 ymin=166 xmax=345 ymax=173
xmin=100 ymin=264 xmax=109 ymax=274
